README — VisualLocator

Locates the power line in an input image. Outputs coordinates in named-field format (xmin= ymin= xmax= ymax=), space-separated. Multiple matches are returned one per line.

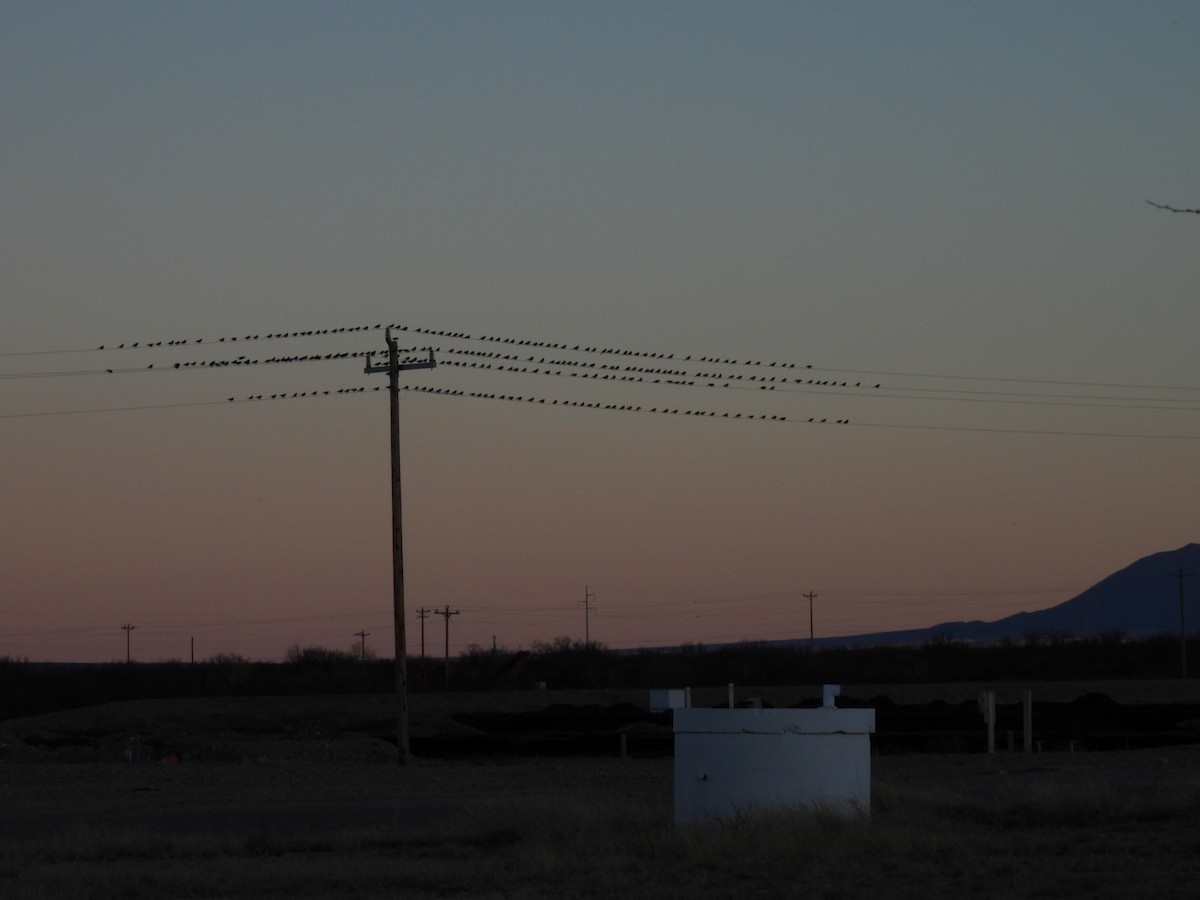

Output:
xmin=1 ymin=606 xmax=397 ymax=639
xmin=4 ymin=580 xmax=1084 ymax=645
xmin=4 ymin=317 xmax=1198 ymax=393
xmin=7 ymin=347 xmax=1199 ymax=416
xmin=3 ymin=379 xmax=1197 ymax=439
xmin=0 ymin=399 xmax=236 ymax=419
xmin=843 ymin=418 xmax=1200 ymax=441
xmin=431 ymin=352 xmax=1200 ymax=410
xmin=0 ymin=348 xmax=383 ymax=380
xmin=0 ymin=347 xmax=101 ymax=357
xmin=4 ymin=321 xmax=1198 ymax=438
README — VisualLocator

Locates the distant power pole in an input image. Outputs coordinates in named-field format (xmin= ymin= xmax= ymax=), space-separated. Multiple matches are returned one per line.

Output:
xmin=1170 ymin=568 xmax=1192 ymax=679
xmin=121 ymin=623 xmax=135 ymax=664
xmin=364 ymin=331 xmax=436 ymax=765
xmin=355 ymin=630 xmax=370 ymax=661
xmin=436 ymin=605 xmax=460 ymax=689
xmin=583 ymin=585 xmax=596 ymax=645
xmin=416 ymin=607 xmax=432 ymax=691
xmin=804 ymin=592 xmax=818 ymax=653
xmin=416 ymin=607 xmax=431 ymax=659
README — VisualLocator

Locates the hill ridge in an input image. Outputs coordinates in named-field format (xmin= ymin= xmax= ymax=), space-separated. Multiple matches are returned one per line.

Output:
xmin=808 ymin=543 xmax=1200 ymax=647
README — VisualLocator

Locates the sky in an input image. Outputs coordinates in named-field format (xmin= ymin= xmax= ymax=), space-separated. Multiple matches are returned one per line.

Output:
xmin=2 ymin=1 xmax=1199 ymax=663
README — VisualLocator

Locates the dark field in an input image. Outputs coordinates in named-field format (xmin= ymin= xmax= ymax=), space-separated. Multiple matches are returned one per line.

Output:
xmin=2 ymin=683 xmax=1200 ymax=898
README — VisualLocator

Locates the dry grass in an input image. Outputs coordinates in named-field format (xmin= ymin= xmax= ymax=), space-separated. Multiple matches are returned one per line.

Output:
xmin=5 ymin=688 xmax=1200 ymax=898
xmin=4 ymin=762 xmax=1200 ymax=900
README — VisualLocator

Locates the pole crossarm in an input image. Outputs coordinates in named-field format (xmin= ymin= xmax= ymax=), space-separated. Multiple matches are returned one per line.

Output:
xmin=364 ymin=347 xmax=436 ymax=375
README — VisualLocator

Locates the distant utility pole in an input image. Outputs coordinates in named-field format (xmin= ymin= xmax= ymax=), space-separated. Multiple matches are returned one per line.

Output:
xmin=436 ymin=605 xmax=460 ymax=689
xmin=355 ymin=630 xmax=370 ymax=661
xmin=416 ymin=607 xmax=431 ymax=659
xmin=583 ymin=585 xmax=596 ymax=645
xmin=365 ymin=331 xmax=436 ymax=765
xmin=416 ymin=607 xmax=432 ymax=691
xmin=804 ymin=592 xmax=818 ymax=653
xmin=121 ymin=623 xmax=135 ymax=664
xmin=1170 ymin=568 xmax=1192 ymax=679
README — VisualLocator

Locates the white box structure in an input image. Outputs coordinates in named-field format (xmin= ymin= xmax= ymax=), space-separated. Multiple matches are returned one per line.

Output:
xmin=673 ymin=707 xmax=875 ymax=823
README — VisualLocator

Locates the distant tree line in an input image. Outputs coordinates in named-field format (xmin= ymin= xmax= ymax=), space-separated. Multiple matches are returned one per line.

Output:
xmin=0 ymin=631 xmax=1193 ymax=720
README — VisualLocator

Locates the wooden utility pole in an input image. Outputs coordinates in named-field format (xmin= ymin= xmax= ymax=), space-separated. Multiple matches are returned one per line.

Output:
xmin=121 ymin=623 xmax=135 ymax=663
xmin=355 ymin=630 xmax=370 ymax=661
xmin=804 ymin=591 xmax=817 ymax=653
xmin=436 ymin=605 xmax=460 ymax=689
xmin=583 ymin=585 xmax=596 ymax=646
xmin=416 ymin=607 xmax=431 ymax=658
xmin=416 ymin=606 xmax=431 ymax=690
xmin=365 ymin=332 xmax=435 ymax=764
xmin=1170 ymin=568 xmax=1192 ymax=679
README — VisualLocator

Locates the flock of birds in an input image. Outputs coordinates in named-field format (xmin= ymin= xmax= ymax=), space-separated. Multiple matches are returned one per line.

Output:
xmin=439 ymin=352 xmax=879 ymax=389
xmin=223 ymin=382 xmax=853 ymax=426
xmin=92 ymin=321 xmax=853 ymax=374
xmin=85 ymin=321 xmax=862 ymax=426
xmin=102 ymin=337 xmax=879 ymax=395
xmin=97 ymin=325 xmax=386 ymax=349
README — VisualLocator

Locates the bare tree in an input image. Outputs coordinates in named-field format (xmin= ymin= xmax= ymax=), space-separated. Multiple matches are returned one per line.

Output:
xmin=1147 ymin=199 xmax=1200 ymax=214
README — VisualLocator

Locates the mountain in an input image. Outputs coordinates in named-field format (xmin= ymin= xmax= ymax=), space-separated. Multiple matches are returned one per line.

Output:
xmin=821 ymin=543 xmax=1200 ymax=647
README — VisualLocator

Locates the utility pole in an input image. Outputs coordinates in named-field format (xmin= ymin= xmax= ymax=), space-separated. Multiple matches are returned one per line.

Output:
xmin=365 ymin=332 xmax=436 ymax=764
xmin=355 ymin=630 xmax=370 ymax=661
xmin=436 ymin=605 xmax=460 ymax=689
xmin=804 ymin=591 xmax=817 ymax=653
xmin=416 ymin=606 xmax=432 ymax=690
xmin=121 ymin=623 xmax=135 ymax=664
xmin=1170 ymin=568 xmax=1192 ymax=679
xmin=583 ymin=585 xmax=596 ymax=646
xmin=416 ymin=607 xmax=431 ymax=659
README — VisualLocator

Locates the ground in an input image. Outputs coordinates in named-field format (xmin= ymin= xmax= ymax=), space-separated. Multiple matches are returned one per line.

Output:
xmin=4 ymin=687 xmax=1200 ymax=899
xmin=2 ymin=682 xmax=1199 ymax=837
